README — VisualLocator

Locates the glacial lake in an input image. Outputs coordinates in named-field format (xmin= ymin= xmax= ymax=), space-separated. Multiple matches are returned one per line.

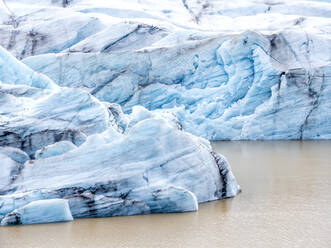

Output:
xmin=1 ymin=141 xmax=330 ymax=248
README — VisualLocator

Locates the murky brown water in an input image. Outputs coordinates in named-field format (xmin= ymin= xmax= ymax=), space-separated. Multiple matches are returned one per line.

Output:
xmin=0 ymin=141 xmax=330 ymax=248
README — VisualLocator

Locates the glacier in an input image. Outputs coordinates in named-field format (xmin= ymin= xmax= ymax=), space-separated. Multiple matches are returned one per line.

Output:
xmin=0 ymin=44 xmax=240 ymax=225
xmin=1 ymin=0 xmax=329 ymax=140
xmin=23 ymin=31 xmax=331 ymax=140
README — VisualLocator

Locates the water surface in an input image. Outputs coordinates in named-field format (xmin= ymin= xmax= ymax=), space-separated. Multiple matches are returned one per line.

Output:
xmin=1 ymin=141 xmax=330 ymax=248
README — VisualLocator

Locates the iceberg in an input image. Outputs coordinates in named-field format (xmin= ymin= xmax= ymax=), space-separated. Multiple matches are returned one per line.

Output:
xmin=1 ymin=199 xmax=73 ymax=225
xmin=0 ymin=43 xmax=240 ymax=225
xmin=0 ymin=105 xmax=240 ymax=223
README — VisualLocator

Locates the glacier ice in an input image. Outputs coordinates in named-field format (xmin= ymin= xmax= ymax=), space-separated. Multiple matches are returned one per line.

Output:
xmin=0 ymin=108 xmax=240 ymax=221
xmin=23 ymin=31 xmax=331 ymax=140
xmin=0 ymin=0 xmax=331 ymax=140
xmin=1 ymin=199 xmax=73 ymax=225
xmin=0 ymin=44 xmax=240 ymax=225
xmin=1 ymin=0 xmax=331 ymax=225
xmin=34 ymin=141 xmax=77 ymax=159
xmin=66 ymin=22 xmax=170 ymax=54
xmin=0 ymin=83 xmax=112 ymax=156
xmin=0 ymin=46 xmax=58 ymax=90
xmin=3 ymin=0 xmax=328 ymax=140
xmin=0 ymin=3 xmax=104 ymax=59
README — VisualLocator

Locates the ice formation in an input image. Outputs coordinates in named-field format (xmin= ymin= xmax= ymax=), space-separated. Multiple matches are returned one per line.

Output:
xmin=23 ymin=31 xmax=331 ymax=140
xmin=1 ymin=0 xmax=328 ymax=140
xmin=0 ymin=44 xmax=240 ymax=225
xmin=0 ymin=0 xmax=331 ymax=225
xmin=1 ymin=199 xmax=73 ymax=225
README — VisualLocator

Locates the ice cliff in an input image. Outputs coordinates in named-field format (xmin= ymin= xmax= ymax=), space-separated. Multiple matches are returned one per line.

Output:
xmin=23 ymin=31 xmax=331 ymax=140
xmin=0 ymin=45 xmax=240 ymax=225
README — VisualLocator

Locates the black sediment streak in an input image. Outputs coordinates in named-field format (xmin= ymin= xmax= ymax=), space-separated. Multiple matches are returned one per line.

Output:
xmin=299 ymin=72 xmax=325 ymax=139
xmin=211 ymin=151 xmax=228 ymax=198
